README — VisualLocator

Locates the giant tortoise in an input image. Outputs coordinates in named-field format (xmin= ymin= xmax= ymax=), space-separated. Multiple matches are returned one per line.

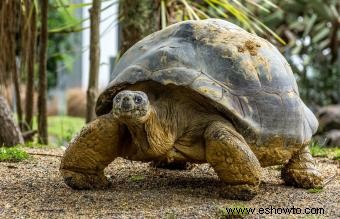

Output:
xmin=60 ymin=19 xmax=322 ymax=200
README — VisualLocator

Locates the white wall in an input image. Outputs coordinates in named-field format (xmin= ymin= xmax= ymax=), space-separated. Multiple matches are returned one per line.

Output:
xmin=81 ymin=0 xmax=119 ymax=90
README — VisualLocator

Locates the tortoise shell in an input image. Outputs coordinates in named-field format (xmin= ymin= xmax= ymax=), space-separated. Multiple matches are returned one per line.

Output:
xmin=96 ymin=19 xmax=318 ymax=148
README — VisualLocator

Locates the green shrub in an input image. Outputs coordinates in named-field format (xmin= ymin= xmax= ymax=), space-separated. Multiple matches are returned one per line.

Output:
xmin=333 ymin=149 xmax=340 ymax=160
xmin=0 ymin=147 xmax=29 ymax=162
xmin=309 ymin=143 xmax=328 ymax=158
xmin=307 ymin=188 xmax=323 ymax=194
xmin=309 ymin=141 xmax=340 ymax=160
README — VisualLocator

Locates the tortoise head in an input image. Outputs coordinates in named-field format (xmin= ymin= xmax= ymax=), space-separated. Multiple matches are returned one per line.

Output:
xmin=112 ymin=90 xmax=151 ymax=123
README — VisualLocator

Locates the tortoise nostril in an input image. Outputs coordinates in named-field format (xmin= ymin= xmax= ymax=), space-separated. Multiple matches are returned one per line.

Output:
xmin=121 ymin=96 xmax=133 ymax=111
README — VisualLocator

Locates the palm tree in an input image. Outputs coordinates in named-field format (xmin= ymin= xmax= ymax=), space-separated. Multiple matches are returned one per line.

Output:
xmin=255 ymin=0 xmax=340 ymax=105
xmin=119 ymin=0 xmax=284 ymax=55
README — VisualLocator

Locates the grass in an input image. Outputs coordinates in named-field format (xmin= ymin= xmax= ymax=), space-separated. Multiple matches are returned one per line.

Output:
xmin=309 ymin=142 xmax=328 ymax=157
xmin=331 ymin=149 xmax=340 ymax=160
xmin=24 ymin=142 xmax=48 ymax=148
xmin=31 ymin=115 xmax=85 ymax=146
xmin=309 ymin=142 xmax=340 ymax=160
xmin=1 ymin=115 xmax=84 ymax=161
xmin=307 ymin=188 xmax=323 ymax=194
xmin=129 ymin=175 xmax=145 ymax=182
xmin=0 ymin=147 xmax=29 ymax=162
xmin=47 ymin=116 xmax=84 ymax=145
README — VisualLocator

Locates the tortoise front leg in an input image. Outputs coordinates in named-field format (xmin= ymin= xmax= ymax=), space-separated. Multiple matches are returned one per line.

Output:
xmin=205 ymin=121 xmax=262 ymax=200
xmin=60 ymin=114 xmax=126 ymax=189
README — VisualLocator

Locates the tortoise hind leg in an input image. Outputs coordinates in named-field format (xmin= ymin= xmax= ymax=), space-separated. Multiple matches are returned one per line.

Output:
xmin=205 ymin=121 xmax=262 ymax=200
xmin=60 ymin=114 xmax=127 ymax=189
xmin=281 ymin=145 xmax=323 ymax=189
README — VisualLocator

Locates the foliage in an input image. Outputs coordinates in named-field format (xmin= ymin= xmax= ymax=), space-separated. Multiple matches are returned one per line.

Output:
xmin=307 ymin=187 xmax=323 ymax=193
xmin=256 ymin=0 xmax=340 ymax=105
xmin=161 ymin=0 xmax=285 ymax=44
xmin=309 ymin=142 xmax=328 ymax=157
xmin=0 ymin=147 xmax=29 ymax=162
xmin=47 ymin=0 xmax=81 ymax=88
xmin=309 ymin=141 xmax=340 ymax=159
xmin=1 ymin=0 xmax=81 ymax=90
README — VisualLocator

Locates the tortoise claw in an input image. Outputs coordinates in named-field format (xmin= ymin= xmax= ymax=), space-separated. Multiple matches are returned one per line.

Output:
xmin=281 ymin=167 xmax=323 ymax=189
xmin=220 ymin=184 xmax=258 ymax=201
xmin=61 ymin=169 xmax=111 ymax=190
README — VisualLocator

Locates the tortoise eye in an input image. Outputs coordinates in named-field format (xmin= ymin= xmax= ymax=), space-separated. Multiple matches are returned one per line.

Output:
xmin=134 ymin=96 xmax=143 ymax=104
xmin=115 ymin=97 xmax=121 ymax=103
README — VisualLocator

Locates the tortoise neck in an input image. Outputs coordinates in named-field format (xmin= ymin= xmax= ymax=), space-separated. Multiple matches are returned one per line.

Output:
xmin=123 ymin=106 xmax=176 ymax=159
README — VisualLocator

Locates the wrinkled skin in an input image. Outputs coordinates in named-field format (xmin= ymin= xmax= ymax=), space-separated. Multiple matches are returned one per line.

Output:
xmin=60 ymin=84 xmax=323 ymax=200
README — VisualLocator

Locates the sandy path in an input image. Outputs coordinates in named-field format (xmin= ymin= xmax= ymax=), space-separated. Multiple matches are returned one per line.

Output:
xmin=0 ymin=147 xmax=339 ymax=218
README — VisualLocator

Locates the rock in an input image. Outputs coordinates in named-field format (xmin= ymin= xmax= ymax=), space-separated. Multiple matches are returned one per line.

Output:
xmin=66 ymin=88 xmax=86 ymax=118
xmin=0 ymin=96 xmax=24 ymax=146
xmin=317 ymin=105 xmax=340 ymax=133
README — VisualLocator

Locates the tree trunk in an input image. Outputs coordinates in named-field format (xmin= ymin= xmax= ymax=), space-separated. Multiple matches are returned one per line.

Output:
xmin=0 ymin=0 xmax=18 ymax=85
xmin=37 ymin=0 xmax=48 ymax=144
xmin=0 ymin=0 xmax=23 ymax=127
xmin=25 ymin=3 xmax=37 ymax=131
xmin=119 ymin=0 xmax=161 ymax=55
xmin=12 ymin=0 xmax=23 ymax=130
xmin=0 ymin=96 xmax=24 ymax=147
xmin=12 ymin=59 xmax=23 ymax=130
xmin=86 ymin=0 xmax=101 ymax=123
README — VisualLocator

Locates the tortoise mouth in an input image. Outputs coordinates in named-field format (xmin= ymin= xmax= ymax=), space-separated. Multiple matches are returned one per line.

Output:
xmin=121 ymin=104 xmax=133 ymax=112
xmin=112 ymin=107 xmax=150 ymax=121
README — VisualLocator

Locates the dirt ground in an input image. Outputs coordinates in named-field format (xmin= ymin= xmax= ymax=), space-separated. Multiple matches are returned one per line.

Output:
xmin=0 ymin=147 xmax=339 ymax=219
